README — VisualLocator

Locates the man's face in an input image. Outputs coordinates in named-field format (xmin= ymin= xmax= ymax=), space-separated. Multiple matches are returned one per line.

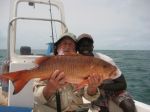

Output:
xmin=78 ymin=39 xmax=94 ymax=56
xmin=57 ymin=37 xmax=76 ymax=55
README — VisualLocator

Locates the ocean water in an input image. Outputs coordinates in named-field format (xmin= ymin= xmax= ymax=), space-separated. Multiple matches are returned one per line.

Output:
xmin=96 ymin=50 xmax=150 ymax=105
xmin=0 ymin=50 xmax=150 ymax=105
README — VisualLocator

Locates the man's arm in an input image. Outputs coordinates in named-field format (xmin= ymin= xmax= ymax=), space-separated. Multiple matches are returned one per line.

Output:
xmin=99 ymin=75 xmax=127 ymax=91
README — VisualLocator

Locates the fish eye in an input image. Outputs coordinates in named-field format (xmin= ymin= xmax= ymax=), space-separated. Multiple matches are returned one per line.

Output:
xmin=103 ymin=64 xmax=108 ymax=68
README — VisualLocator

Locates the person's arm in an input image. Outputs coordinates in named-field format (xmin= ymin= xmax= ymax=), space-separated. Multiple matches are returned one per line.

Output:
xmin=94 ymin=53 xmax=126 ymax=92
xmin=83 ymin=74 xmax=101 ymax=101
xmin=33 ymin=79 xmax=48 ymax=104
xmin=87 ymin=75 xmax=99 ymax=96
xmin=33 ymin=70 xmax=66 ymax=104
xmin=99 ymin=75 xmax=127 ymax=91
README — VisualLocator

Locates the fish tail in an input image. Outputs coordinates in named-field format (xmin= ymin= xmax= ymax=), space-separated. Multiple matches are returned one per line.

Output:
xmin=13 ymin=76 xmax=29 ymax=95
xmin=0 ymin=70 xmax=30 ymax=94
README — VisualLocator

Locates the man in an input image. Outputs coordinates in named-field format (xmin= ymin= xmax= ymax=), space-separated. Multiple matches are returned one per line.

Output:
xmin=77 ymin=33 xmax=136 ymax=112
xmin=33 ymin=32 xmax=101 ymax=112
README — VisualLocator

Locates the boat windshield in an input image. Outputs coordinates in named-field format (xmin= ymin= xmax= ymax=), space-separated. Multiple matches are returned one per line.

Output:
xmin=14 ymin=2 xmax=64 ymax=55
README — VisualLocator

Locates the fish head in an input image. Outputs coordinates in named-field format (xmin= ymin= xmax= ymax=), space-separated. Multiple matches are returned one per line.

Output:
xmin=97 ymin=60 xmax=117 ymax=79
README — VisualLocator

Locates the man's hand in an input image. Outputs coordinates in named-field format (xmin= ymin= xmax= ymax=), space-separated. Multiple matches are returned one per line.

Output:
xmin=43 ymin=70 xmax=66 ymax=100
xmin=87 ymin=74 xmax=102 ymax=96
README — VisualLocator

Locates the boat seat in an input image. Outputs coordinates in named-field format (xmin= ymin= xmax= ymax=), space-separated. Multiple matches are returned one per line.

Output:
xmin=20 ymin=46 xmax=32 ymax=55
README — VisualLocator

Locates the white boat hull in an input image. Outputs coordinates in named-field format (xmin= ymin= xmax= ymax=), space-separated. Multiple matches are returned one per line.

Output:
xmin=82 ymin=97 xmax=150 ymax=112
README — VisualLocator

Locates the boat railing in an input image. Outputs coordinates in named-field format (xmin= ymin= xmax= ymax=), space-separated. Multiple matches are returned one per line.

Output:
xmin=9 ymin=17 xmax=68 ymax=33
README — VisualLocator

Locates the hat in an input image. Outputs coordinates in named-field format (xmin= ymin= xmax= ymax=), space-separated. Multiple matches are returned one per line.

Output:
xmin=55 ymin=32 xmax=76 ymax=46
xmin=77 ymin=33 xmax=93 ymax=43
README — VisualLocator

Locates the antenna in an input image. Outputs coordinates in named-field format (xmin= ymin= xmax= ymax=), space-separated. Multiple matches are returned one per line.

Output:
xmin=48 ymin=0 xmax=54 ymax=52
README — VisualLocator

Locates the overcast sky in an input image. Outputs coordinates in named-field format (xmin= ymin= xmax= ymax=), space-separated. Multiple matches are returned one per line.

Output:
xmin=0 ymin=0 xmax=150 ymax=50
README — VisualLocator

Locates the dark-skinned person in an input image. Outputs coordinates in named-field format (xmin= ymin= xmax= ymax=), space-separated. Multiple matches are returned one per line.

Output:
xmin=77 ymin=33 xmax=136 ymax=112
xmin=33 ymin=32 xmax=102 ymax=112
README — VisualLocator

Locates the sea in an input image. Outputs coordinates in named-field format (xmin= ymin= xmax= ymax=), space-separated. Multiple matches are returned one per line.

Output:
xmin=0 ymin=49 xmax=150 ymax=105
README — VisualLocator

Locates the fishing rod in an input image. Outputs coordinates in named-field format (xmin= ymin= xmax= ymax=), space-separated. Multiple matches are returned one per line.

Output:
xmin=48 ymin=0 xmax=55 ymax=53
xmin=48 ymin=0 xmax=61 ymax=112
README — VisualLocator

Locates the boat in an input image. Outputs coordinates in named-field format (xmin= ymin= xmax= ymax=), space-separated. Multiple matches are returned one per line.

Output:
xmin=0 ymin=0 xmax=150 ymax=112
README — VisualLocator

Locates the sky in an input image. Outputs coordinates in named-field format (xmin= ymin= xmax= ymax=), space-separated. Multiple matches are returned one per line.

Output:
xmin=0 ymin=0 xmax=150 ymax=50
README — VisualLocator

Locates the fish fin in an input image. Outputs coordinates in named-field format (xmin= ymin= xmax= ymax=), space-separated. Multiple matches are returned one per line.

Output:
xmin=75 ymin=79 xmax=89 ymax=91
xmin=35 ymin=56 xmax=50 ymax=65
xmin=0 ymin=70 xmax=30 ymax=94
xmin=13 ymin=77 xmax=29 ymax=95
xmin=39 ymin=77 xmax=49 ymax=81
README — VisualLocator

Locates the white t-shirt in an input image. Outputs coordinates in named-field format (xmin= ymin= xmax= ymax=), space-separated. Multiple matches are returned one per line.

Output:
xmin=94 ymin=52 xmax=122 ymax=79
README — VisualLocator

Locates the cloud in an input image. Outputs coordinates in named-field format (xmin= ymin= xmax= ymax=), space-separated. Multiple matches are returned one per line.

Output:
xmin=0 ymin=0 xmax=150 ymax=50
xmin=63 ymin=0 xmax=150 ymax=50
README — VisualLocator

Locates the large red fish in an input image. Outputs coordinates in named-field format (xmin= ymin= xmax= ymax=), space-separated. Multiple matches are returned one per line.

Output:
xmin=0 ymin=55 xmax=117 ymax=94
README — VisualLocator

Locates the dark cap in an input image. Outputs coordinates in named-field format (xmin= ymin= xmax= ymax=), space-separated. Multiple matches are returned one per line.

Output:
xmin=77 ymin=33 xmax=93 ymax=43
